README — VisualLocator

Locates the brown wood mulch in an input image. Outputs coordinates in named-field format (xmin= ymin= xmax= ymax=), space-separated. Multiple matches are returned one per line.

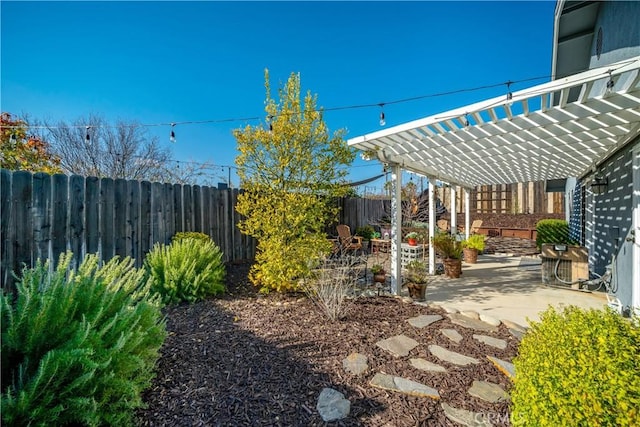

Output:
xmin=137 ymin=262 xmax=519 ymax=426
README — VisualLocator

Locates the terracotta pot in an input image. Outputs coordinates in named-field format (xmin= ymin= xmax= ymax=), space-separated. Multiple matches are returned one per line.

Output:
xmin=407 ymin=282 xmax=427 ymax=301
xmin=463 ymin=248 xmax=478 ymax=264
xmin=373 ymin=272 xmax=386 ymax=284
xmin=443 ymin=258 xmax=462 ymax=278
xmin=407 ymin=238 xmax=417 ymax=246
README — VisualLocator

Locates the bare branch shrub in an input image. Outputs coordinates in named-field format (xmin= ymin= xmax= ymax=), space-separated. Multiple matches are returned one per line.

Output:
xmin=302 ymin=253 xmax=366 ymax=321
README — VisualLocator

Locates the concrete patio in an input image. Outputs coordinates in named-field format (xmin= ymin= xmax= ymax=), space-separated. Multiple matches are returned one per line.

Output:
xmin=368 ymin=252 xmax=608 ymax=327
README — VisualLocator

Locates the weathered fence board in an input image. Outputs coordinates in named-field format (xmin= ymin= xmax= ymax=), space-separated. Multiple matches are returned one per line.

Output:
xmin=101 ymin=178 xmax=115 ymax=260
xmin=1 ymin=169 xmax=12 ymax=284
xmin=114 ymin=178 xmax=128 ymax=258
xmin=32 ymin=172 xmax=51 ymax=264
xmin=85 ymin=177 xmax=100 ymax=255
xmin=69 ymin=175 xmax=85 ymax=263
xmin=139 ymin=181 xmax=152 ymax=260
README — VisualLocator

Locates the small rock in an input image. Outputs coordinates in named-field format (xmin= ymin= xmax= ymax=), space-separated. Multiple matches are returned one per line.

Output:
xmin=473 ymin=334 xmax=507 ymax=350
xmin=479 ymin=313 xmax=501 ymax=327
xmin=441 ymin=328 xmax=463 ymax=344
xmin=407 ymin=314 xmax=443 ymax=328
xmin=441 ymin=402 xmax=494 ymax=427
xmin=376 ymin=335 xmax=419 ymax=357
xmin=316 ymin=388 xmax=350 ymax=422
xmin=509 ymin=328 xmax=525 ymax=340
xmin=429 ymin=345 xmax=480 ymax=366
xmin=468 ymin=380 xmax=508 ymax=403
xmin=487 ymin=356 xmax=516 ymax=380
xmin=410 ymin=358 xmax=447 ymax=373
xmin=342 ymin=353 xmax=368 ymax=375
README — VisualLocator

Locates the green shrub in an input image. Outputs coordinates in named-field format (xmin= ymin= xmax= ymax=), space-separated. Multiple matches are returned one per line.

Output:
xmin=172 ymin=231 xmax=211 ymax=243
xmin=431 ymin=232 xmax=463 ymax=259
xmin=511 ymin=306 xmax=640 ymax=426
xmin=462 ymin=234 xmax=485 ymax=251
xmin=355 ymin=225 xmax=375 ymax=240
xmin=145 ymin=238 xmax=226 ymax=304
xmin=535 ymin=219 xmax=576 ymax=248
xmin=1 ymin=252 xmax=166 ymax=427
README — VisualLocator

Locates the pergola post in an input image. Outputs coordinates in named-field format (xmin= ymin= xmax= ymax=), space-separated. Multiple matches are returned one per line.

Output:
xmin=428 ymin=177 xmax=436 ymax=275
xmin=464 ymin=188 xmax=470 ymax=239
xmin=390 ymin=164 xmax=402 ymax=295
xmin=450 ymin=185 xmax=457 ymax=233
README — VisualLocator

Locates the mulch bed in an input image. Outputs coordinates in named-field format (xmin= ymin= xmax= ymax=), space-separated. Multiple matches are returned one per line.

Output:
xmin=137 ymin=262 xmax=519 ymax=426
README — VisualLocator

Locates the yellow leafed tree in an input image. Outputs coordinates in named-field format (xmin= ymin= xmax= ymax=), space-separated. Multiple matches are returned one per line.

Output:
xmin=234 ymin=71 xmax=356 ymax=292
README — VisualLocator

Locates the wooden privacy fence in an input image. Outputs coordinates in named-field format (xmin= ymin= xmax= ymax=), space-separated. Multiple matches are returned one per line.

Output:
xmin=1 ymin=169 xmax=255 ymax=289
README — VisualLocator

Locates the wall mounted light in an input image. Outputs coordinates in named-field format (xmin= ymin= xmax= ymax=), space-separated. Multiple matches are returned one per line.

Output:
xmin=590 ymin=176 xmax=608 ymax=195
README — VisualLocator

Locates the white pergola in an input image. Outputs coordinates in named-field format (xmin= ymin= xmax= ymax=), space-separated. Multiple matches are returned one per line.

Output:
xmin=348 ymin=56 xmax=640 ymax=295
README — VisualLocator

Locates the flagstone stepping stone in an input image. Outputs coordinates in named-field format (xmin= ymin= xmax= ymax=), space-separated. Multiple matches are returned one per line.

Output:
xmin=429 ymin=345 xmax=480 ymax=366
xmin=479 ymin=313 xmax=501 ymax=327
xmin=441 ymin=402 xmax=494 ymax=427
xmin=448 ymin=313 xmax=498 ymax=332
xmin=509 ymin=328 xmax=525 ymax=340
xmin=342 ymin=352 xmax=368 ymax=375
xmin=410 ymin=357 xmax=447 ymax=373
xmin=441 ymin=328 xmax=463 ymax=344
xmin=487 ymin=356 xmax=515 ymax=380
xmin=370 ymin=373 xmax=440 ymax=399
xmin=473 ymin=334 xmax=508 ymax=350
xmin=501 ymin=319 xmax=527 ymax=333
xmin=316 ymin=388 xmax=350 ymax=422
xmin=407 ymin=314 xmax=443 ymax=328
xmin=376 ymin=335 xmax=419 ymax=357
xmin=460 ymin=310 xmax=480 ymax=320
xmin=468 ymin=380 xmax=508 ymax=403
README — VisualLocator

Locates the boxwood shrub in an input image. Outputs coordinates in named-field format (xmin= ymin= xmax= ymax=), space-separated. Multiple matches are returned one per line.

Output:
xmin=1 ymin=253 xmax=166 ymax=426
xmin=511 ymin=306 xmax=640 ymax=426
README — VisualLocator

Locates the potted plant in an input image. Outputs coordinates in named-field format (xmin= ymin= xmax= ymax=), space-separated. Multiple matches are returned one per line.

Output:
xmin=404 ymin=260 xmax=429 ymax=301
xmin=355 ymin=225 xmax=375 ymax=251
xmin=371 ymin=264 xmax=386 ymax=284
xmin=431 ymin=232 xmax=463 ymax=278
xmin=405 ymin=231 xmax=419 ymax=246
xmin=461 ymin=234 xmax=486 ymax=264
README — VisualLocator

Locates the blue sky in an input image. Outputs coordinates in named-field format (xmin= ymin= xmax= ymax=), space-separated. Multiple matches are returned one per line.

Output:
xmin=1 ymin=1 xmax=556 ymax=191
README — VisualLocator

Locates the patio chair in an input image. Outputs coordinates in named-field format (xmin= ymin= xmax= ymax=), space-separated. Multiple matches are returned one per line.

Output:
xmin=470 ymin=219 xmax=483 ymax=234
xmin=437 ymin=219 xmax=450 ymax=233
xmin=336 ymin=224 xmax=363 ymax=252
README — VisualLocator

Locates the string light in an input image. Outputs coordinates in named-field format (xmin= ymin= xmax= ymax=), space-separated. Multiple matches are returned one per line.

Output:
xmin=506 ymin=81 xmax=513 ymax=105
xmin=464 ymin=113 xmax=470 ymax=128
xmin=10 ymin=133 xmax=17 ymax=142
xmin=85 ymin=126 xmax=91 ymax=142
xmin=379 ymin=104 xmax=386 ymax=126
xmin=268 ymin=115 xmax=273 ymax=132
xmin=170 ymin=123 xmax=176 ymax=143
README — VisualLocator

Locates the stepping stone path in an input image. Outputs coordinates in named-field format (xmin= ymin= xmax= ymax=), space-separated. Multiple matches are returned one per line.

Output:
xmin=375 ymin=334 xmax=419 ymax=357
xmin=441 ymin=328 xmax=463 ymax=344
xmin=370 ymin=373 xmax=440 ymax=399
xmin=342 ymin=353 xmax=368 ymax=375
xmin=468 ymin=380 xmax=509 ymax=403
xmin=429 ymin=345 xmax=480 ymax=366
xmin=407 ymin=314 xmax=443 ymax=328
xmin=410 ymin=357 xmax=447 ymax=373
xmin=449 ymin=312 xmax=498 ymax=332
xmin=342 ymin=309 xmax=520 ymax=426
xmin=473 ymin=334 xmax=508 ymax=350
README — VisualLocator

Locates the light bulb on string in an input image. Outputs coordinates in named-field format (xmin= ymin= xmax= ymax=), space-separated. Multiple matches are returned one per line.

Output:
xmin=85 ymin=126 xmax=91 ymax=142
xmin=464 ymin=113 xmax=470 ymax=128
xmin=170 ymin=123 xmax=176 ymax=143
xmin=506 ymin=81 xmax=513 ymax=106
xmin=10 ymin=133 xmax=17 ymax=142
xmin=379 ymin=104 xmax=386 ymax=126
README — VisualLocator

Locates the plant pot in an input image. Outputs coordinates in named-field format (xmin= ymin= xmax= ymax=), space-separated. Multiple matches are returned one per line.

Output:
xmin=407 ymin=238 xmax=417 ymax=246
xmin=463 ymin=248 xmax=478 ymax=264
xmin=443 ymin=258 xmax=462 ymax=278
xmin=373 ymin=272 xmax=386 ymax=284
xmin=407 ymin=282 xmax=427 ymax=301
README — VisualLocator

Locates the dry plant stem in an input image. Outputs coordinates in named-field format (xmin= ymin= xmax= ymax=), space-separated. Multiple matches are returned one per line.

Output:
xmin=302 ymin=253 xmax=365 ymax=321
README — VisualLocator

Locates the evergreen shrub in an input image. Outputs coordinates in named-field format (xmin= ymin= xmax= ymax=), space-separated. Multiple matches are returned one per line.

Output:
xmin=145 ymin=237 xmax=226 ymax=304
xmin=511 ymin=306 xmax=640 ymax=426
xmin=1 ymin=253 xmax=166 ymax=427
xmin=535 ymin=219 xmax=576 ymax=248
